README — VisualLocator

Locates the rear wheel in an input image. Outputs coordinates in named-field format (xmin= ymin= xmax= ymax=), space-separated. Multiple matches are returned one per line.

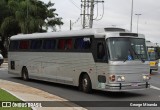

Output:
xmin=80 ymin=74 xmax=92 ymax=93
xmin=22 ymin=67 xmax=29 ymax=81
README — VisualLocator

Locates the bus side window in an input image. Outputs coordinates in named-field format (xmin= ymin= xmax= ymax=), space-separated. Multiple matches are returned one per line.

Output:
xmin=74 ymin=38 xmax=91 ymax=49
xmin=97 ymin=43 xmax=105 ymax=60
xmin=10 ymin=41 xmax=19 ymax=50
xmin=58 ymin=39 xmax=65 ymax=50
xmin=74 ymin=38 xmax=83 ymax=49
xmin=43 ymin=39 xmax=56 ymax=49
xmin=65 ymin=39 xmax=72 ymax=50
xmin=19 ymin=40 xmax=29 ymax=50
xmin=31 ymin=40 xmax=42 ymax=49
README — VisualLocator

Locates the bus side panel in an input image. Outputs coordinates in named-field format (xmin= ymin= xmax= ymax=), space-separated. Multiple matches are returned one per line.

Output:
xmin=8 ymin=52 xmax=21 ymax=77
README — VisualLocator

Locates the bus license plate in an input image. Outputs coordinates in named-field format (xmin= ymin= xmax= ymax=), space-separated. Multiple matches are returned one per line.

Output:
xmin=131 ymin=83 xmax=139 ymax=87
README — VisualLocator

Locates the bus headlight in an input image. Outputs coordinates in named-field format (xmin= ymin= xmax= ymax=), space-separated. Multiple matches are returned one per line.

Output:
xmin=143 ymin=75 xmax=150 ymax=80
xmin=117 ymin=76 xmax=125 ymax=82
xmin=109 ymin=75 xmax=115 ymax=82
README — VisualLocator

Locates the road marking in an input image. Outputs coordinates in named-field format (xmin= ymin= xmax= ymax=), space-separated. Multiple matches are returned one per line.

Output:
xmin=151 ymin=85 xmax=160 ymax=91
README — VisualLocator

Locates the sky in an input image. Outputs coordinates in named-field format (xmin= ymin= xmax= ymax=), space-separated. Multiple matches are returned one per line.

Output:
xmin=41 ymin=0 xmax=160 ymax=44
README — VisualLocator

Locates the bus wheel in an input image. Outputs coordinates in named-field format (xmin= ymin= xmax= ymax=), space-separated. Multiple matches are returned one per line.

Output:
xmin=22 ymin=67 xmax=29 ymax=81
xmin=150 ymin=69 xmax=152 ymax=74
xmin=81 ymin=74 xmax=92 ymax=93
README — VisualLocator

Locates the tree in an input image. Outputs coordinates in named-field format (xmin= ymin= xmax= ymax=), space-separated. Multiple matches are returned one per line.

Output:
xmin=0 ymin=0 xmax=63 ymax=57
xmin=45 ymin=1 xmax=63 ymax=31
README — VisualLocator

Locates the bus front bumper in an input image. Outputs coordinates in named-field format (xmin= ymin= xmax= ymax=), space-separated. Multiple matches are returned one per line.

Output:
xmin=105 ymin=82 xmax=150 ymax=91
xmin=150 ymin=65 xmax=158 ymax=71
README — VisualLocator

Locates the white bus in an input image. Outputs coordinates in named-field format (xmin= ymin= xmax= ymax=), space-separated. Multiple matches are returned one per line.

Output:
xmin=8 ymin=28 xmax=150 ymax=93
xmin=146 ymin=41 xmax=160 ymax=73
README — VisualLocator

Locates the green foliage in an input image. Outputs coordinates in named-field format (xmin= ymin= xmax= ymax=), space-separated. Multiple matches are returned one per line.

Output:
xmin=0 ymin=0 xmax=63 ymax=36
xmin=0 ymin=89 xmax=32 ymax=110
xmin=0 ymin=0 xmax=63 ymax=57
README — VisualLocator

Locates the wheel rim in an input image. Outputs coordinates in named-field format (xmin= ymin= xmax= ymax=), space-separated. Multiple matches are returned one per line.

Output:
xmin=23 ymin=73 xmax=26 ymax=79
xmin=82 ymin=78 xmax=88 ymax=90
xmin=23 ymin=69 xmax=27 ymax=80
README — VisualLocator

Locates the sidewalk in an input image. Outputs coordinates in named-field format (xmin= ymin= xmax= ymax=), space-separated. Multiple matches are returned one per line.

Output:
xmin=0 ymin=61 xmax=85 ymax=110
xmin=0 ymin=80 xmax=86 ymax=110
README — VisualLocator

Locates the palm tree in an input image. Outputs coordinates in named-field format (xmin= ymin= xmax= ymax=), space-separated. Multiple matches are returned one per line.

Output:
xmin=0 ymin=0 xmax=63 ymax=57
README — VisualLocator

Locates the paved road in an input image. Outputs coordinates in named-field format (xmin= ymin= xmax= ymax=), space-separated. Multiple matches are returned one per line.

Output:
xmin=0 ymin=64 xmax=160 ymax=110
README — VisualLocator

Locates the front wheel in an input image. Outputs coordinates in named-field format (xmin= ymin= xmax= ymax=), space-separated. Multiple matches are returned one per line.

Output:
xmin=150 ymin=69 xmax=152 ymax=74
xmin=22 ymin=67 xmax=29 ymax=81
xmin=80 ymin=74 xmax=92 ymax=93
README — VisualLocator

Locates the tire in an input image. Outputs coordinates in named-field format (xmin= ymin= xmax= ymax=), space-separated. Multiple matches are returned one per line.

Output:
xmin=22 ymin=67 xmax=29 ymax=81
xmin=150 ymin=69 xmax=152 ymax=74
xmin=80 ymin=74 xmax=92 ymax=93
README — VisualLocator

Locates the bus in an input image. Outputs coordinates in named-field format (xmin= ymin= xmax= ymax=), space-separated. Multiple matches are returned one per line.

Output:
xmin=8 ymin=28 xmax=150 ymax=93
xmin=146 ymin=41 xmax=160 ymax=74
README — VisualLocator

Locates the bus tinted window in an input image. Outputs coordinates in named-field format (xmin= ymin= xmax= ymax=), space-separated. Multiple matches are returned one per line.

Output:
xmin=43 ymin=39 xmax=56 ymax=49
xmin=58 ymin=39 xmax=65 ymax=50
xmin=31 ymin=40 xmax=42 ymax=49
xmin=58 ymin=39 xmax=73 ymax=50
xmin=19 ymin=40 xmax=29 ymax=49
xmin=10 ymin=41 xmax=19 ymax=50
xmin=74 ymin=38 xmax=91 ymax=49
xmin=66 ymin=39 xmax=72 ymax=49
xmin=97 ymin=43 xmax=105 ymax=59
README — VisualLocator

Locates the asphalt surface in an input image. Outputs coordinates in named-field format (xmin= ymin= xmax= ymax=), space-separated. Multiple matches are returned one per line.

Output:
xmin=0 ymin=65 xmax=160 ymax=110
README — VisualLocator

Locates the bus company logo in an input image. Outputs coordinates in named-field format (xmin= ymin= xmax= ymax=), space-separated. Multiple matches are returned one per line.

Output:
xmin=2 ymin=102 xmax=11 ymax=107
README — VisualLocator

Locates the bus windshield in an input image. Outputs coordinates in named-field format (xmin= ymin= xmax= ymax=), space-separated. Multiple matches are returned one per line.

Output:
xmin=148 ymin=48 xmax=157 ymax=60
xmin=107 ymin=37 xmax=148 ymax=61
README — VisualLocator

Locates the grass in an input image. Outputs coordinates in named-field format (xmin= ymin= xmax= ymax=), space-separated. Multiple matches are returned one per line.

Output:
xmin=0 ymin=89 xmax=32 ymax=110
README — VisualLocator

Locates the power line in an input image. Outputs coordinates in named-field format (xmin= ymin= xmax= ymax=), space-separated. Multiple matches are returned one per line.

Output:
xmin=95 ymin=2 xmax=104 ymax=21
xmin=72 ymin=16 xmax=81 ymax=26
xmin=68 ymin=0 xmax=81 ymax=10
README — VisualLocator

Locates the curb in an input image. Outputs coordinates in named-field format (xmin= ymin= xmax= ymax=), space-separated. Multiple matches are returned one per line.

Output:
xmin=1 ymin=88 xmax=37 ymax=110
xmin=0 ymin=79 xmax=86 ymax=110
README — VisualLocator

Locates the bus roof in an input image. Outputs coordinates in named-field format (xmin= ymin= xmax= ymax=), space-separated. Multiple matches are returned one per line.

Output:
xmin=10 ymin=28 xmax=144 ymax=40
xmin=146 ymin=41 xmax=158 ymax=47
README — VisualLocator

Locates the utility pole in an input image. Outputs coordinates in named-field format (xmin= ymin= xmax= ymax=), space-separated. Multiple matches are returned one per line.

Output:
xmin=135 ymin=14 xmax=142 ymax=33
xmin=82 ymin=0 xmax=87 ymax=29
xmin=130 ymin=0 xmax=133 ymax=32
xmin=81 ymin=0 xmax=104 ymax=29
xmin=70 ymin=20 xmax=72 ymax=30
xmin=89 ymin=0 xmax=94 ymax=28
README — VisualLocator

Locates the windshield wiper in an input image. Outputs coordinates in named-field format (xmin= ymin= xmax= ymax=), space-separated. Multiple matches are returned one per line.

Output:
xmin=123 ymin=56 xmax=128 ymax=62
xmin=123 ymin=50 xmax=133 ymax=62
xmin=130 ymin=47 xmax=145 ymax=63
